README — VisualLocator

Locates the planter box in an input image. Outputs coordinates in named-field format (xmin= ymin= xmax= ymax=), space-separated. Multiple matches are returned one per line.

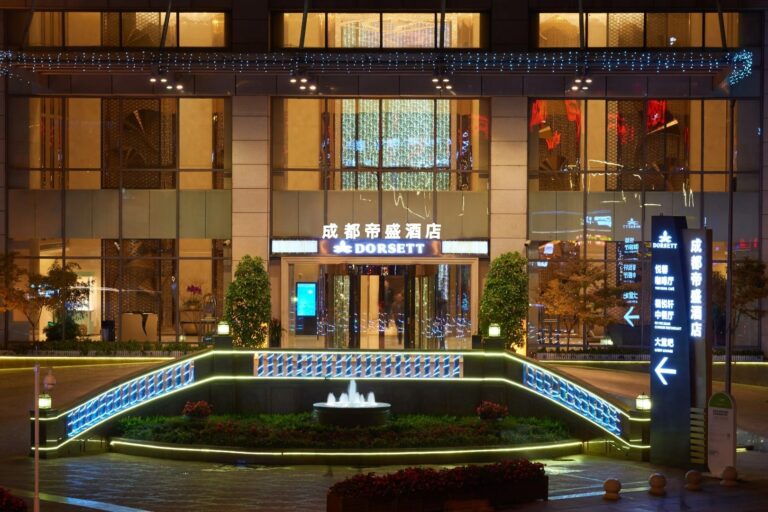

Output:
xmin=327 ymin=476 xmax=548 ymax=512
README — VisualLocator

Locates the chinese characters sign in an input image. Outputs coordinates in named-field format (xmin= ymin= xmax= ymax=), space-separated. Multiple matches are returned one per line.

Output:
xmin=319 ymin=222 xmax=442 ymax=257
xmin=650 ymin=216 xmax=712 ymax=468
xmin=321 ymin=222 xmax=441 ymax=240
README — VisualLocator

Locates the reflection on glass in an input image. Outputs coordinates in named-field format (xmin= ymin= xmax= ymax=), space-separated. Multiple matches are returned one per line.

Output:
xmin=382 ymin=13 xmax=435 ymax=47
xmin=328 ymin=13 xmax=380 ymax=47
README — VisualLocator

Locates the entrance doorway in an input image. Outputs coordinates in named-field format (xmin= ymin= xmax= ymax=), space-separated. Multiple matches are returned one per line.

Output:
xmin=284 ymin=260 xmax=475 ymax=350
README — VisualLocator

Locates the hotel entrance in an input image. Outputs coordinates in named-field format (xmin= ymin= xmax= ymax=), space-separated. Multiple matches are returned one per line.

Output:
xmin=282 ymin=258 xmax=478 ymax=350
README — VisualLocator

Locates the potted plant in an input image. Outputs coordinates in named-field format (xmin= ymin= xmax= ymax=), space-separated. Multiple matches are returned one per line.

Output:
xmin=180 ymin=284 xmax=204 ymax=335
xmin=225 ymin=256 xmax=271 ymax=348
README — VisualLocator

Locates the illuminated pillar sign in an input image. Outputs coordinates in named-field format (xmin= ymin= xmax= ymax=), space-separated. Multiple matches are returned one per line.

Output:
xmin=649 ymin=217 xmax=712 ymax=468
xmin=650 ymin=216 xmax=691 ymax=467
xmin=683 ymin=229 xmax=712 ymax=412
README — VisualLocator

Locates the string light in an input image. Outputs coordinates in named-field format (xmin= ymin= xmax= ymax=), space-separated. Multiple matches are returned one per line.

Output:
xmin=0 ymin=50 xmax=749 ymax=83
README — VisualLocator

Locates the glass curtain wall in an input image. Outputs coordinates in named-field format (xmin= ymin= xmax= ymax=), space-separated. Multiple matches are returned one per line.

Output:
xmin=280 ymin=12 xmax=483 ymax=48
xmin=26 ymin=11 xmax=226 ymax=47
xmin=538 ymin=11 xmax=760 ymax=48
xmin=271 ymin=98 xmax=489 ymax=240
xmin=6 ymin=97 xmax=232 ymax=343
xmin=527 ymin=98 xmax=760 ymax=349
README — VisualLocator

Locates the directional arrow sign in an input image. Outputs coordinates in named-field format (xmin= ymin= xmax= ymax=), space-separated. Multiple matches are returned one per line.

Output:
xmin=654 ymin=356 xmax=677 ymax=386
xmin=624 ymin=306 xmax=640 ymax=327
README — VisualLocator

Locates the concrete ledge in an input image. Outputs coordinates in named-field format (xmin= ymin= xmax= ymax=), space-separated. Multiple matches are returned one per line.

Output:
xmin=109 ymin=438 xmax=584 ymax=466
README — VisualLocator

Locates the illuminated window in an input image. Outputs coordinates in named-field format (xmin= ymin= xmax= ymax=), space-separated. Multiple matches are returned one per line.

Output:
xmin=278 ymin=12 xmax=484 ymax=48
xmin=328 ymin=13 xmax=380 ymax=48
xmin=538 ymin=13 xmax=581 ymax=47
xmin=179 ymin=13 xmax=226 ymax=47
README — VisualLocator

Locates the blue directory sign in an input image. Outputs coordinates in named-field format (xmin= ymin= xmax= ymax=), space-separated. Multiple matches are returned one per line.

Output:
xmin=296 ymin=283 xmax=317 ymax=317
xmin=649 ymin=217 xmax=712 ymax=467
xmin=295 ymin=283 xmax=318 ymax=335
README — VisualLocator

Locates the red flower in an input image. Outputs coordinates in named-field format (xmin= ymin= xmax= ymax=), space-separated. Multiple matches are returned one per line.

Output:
xmin=182 ymin=400 xmax=212 ymax=419
xmin=476 ymin=401 xmax=509 ymax=421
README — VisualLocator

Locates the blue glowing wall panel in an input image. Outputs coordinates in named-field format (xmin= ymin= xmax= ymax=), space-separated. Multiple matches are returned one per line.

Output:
xmin=254 ymin=352 xmax=463 ymax=379
xmin=522 ymin=363 xmax=622 ymax=436
xmin=296 ymin=283 xmax=317 ymax=317
xmin=66 ymin=360 xmax=195 ymax=437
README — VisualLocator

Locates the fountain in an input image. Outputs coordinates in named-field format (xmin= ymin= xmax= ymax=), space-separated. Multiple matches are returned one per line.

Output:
xmin=313 ymin=380 xmax=391 ymax=427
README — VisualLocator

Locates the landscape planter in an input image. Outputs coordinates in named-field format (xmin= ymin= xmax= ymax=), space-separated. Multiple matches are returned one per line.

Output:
xmin=327 ymin=476 xmax=548 ymax=512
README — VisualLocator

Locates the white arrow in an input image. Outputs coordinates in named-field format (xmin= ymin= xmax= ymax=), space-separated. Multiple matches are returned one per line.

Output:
xmin=654 ymin=356 xmax=677 ymax=386
xmin=624 ymin=306 xmax=640 ymax=327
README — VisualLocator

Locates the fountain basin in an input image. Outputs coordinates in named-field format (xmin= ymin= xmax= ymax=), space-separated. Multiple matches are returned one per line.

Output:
xmin=313 ymin=402 xmax=391 ymax=428
xmin=313 ymin=380 xmax=391 ymax=427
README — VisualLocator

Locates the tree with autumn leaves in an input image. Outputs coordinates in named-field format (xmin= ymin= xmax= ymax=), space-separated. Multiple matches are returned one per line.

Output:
xmin=538 ymin=255 xmax=635 ymax=348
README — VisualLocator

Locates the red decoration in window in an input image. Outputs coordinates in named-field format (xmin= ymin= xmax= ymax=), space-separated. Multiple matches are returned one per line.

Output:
xmin=608 ymin=113 xmax=635 ymax=145
xmin=647 ymin=100 xmax=667 ymax=130
xmin=529 ymin=100 xmax=548 ymax=131
xmin=545 ymin=130 xmax=561 ymax=150
xmin=564 ymin=100 xmax=581 ymax=139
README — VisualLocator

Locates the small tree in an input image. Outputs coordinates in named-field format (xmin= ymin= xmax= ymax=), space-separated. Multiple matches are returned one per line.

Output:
xmin=40 ymin=262 xmax=89 ymax=341
xmin=225 ymin=255 xmax=271 ymax=348
xmin=479 ymin=252 xmax=528 ymax=348
xmin=712 ymin=257 xmax=768 ymax=344
xmin=539 ymin=256 xmax=631 ymax=348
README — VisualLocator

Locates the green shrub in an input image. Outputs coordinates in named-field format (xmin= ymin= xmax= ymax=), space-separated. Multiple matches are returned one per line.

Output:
xmin=225 ymin=255 xmax=271 ymax=348
xmin=479 ymin=252 xmax=528 ymax=348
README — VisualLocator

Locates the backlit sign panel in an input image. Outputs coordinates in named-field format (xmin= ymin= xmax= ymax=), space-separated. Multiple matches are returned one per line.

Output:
xmin=649 ymin=217 xmax=712 ymax=468
xmin=650 ymin=216 xmax=691 ymax=467
xmin=319 ymin=239 xmax=441 ymax=257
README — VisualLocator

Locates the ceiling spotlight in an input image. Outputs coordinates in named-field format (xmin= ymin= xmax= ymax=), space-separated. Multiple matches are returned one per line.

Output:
xmin=299 ymin=85 xmax=306 ymax=90
xmin=574 ymin=78 xmax=582 ymax=84
xmin=309 ymin=84 xmax=317 ymax=91
xmin=570 ymin=85 xmax=579 ymax=91
xmin=160 ymin=77 xmax=168 ymax=84
xmin=289 ymin=77 xmax=297 ymax=84
xmin=442 ymin=77 xmax=450 ymax=83
xmin=149 ymin=77 xmax=157 ymax=83
xmin=445 ymin=84 xmax=453 ymax=90
xmin=166 ymin=84 xmax=173 ymax=90
xmin=581 ymin=85 xmax=588 ymax=90
xmin=432 ymin=77 xmax=439 ymax=83
xmin=585 ymin=77 xmax=593 ymax=84
xmin=176 ymin=84 xmax=184 ymax=90
xmin=300 ymin=77 xmax=308 ymax=83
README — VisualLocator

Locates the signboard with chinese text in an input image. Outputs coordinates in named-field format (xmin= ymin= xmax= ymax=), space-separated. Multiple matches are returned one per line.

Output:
xmin=321 ymin=222 xmax=442 ymax=241
xmin=649 ymin=216 xmax=712 ymax=468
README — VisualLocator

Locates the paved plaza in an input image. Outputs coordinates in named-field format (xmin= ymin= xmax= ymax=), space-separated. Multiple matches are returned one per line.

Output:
xmin=1 ymin=362 xmax=767 ymax=511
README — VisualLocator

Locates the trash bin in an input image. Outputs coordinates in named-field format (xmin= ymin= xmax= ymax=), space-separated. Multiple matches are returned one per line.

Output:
xmin=101 ymin=320 xmax=115 ymax=342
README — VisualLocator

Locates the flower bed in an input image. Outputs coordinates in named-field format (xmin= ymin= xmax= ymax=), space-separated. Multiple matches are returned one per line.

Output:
xmin=327 ymin=460 xmax=547 ymax=512
xmin=0 ymin=488 xmax=27 ymax=512
xmin=115 ymin=414 xmax=568 ymax=450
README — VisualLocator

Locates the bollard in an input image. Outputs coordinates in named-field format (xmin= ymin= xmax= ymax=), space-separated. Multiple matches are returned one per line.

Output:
xmin=720 ymin=466 xmax=738 ymax=487
xmin=648 ymin=473 xmax=667 ymax=496
xmin=603 ymin=478 xmax=621 ymax=501
xmin=685 ymin=470 xmax=703 ymax=491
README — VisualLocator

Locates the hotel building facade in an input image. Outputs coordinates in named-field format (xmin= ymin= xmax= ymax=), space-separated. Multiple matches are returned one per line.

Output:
xmin=0 ymin=1 xmax=766 ymax=355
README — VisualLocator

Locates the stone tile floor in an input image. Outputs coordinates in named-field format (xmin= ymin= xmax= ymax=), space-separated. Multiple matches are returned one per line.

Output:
xmin=1 ymin=452 xmax=766 ymax=511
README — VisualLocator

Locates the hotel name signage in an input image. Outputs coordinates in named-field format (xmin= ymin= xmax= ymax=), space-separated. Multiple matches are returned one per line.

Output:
xmin=320 ymin=222 xmax=442 ymax=257
xmin=649 ymin=216 xmax=712 ymax=468
xmin=319 ymin=239 xmax=440 ymax=257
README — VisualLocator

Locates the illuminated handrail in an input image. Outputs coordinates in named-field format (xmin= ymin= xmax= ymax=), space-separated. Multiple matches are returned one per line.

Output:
xmin=254 ymin=352 xmax=463 ymax=379
xmin=66 ymin=359 xmax=195 ymax=437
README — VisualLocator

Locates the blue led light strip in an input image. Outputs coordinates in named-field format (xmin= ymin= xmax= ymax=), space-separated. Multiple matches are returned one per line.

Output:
xmin=253 ymin=352 xmax=463 ymax=379
xmin=522 ymin=363 xmax=623 ymax=436
xmin=66 ymin=360 xmax=195 ymax=437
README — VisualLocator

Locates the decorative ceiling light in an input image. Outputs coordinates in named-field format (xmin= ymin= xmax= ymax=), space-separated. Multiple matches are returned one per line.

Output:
xmin=432 ymin=71 xmax=452 ymax=91
xmin=568 ymin=74 xmax=592 ymax=93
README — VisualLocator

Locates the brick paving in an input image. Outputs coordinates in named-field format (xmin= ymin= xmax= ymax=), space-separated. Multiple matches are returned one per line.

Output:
xmin=1 ymin=362 xmax=767 ymax=511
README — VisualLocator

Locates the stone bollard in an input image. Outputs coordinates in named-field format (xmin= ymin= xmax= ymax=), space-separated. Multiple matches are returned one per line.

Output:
xmin=720 ymin=466 xmax=738 ymax=487
xmin=648 ymin=473 xmax=667 ymax=496
xmin=685 ymin=470 xmax=703 ymax=491
xmin=603 ymin=478 xmax=622 ymax=501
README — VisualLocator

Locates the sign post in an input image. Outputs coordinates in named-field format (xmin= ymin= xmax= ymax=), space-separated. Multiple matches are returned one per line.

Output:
xmin=649 ymin=216 xmax=712 ymax=467
xmin=707 ymin=392 xmax=736 ymax=476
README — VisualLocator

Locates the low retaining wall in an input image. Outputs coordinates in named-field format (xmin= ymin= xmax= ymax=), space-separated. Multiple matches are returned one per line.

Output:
xmin=108 ymin=438 xmax=584 ymax=466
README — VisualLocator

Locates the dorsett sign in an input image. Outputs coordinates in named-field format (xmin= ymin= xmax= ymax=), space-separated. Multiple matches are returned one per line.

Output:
xmin=319 ymin=222 xmax=442 ymax=257
xmin=320 ymin=239 xmax=440 ymax=256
